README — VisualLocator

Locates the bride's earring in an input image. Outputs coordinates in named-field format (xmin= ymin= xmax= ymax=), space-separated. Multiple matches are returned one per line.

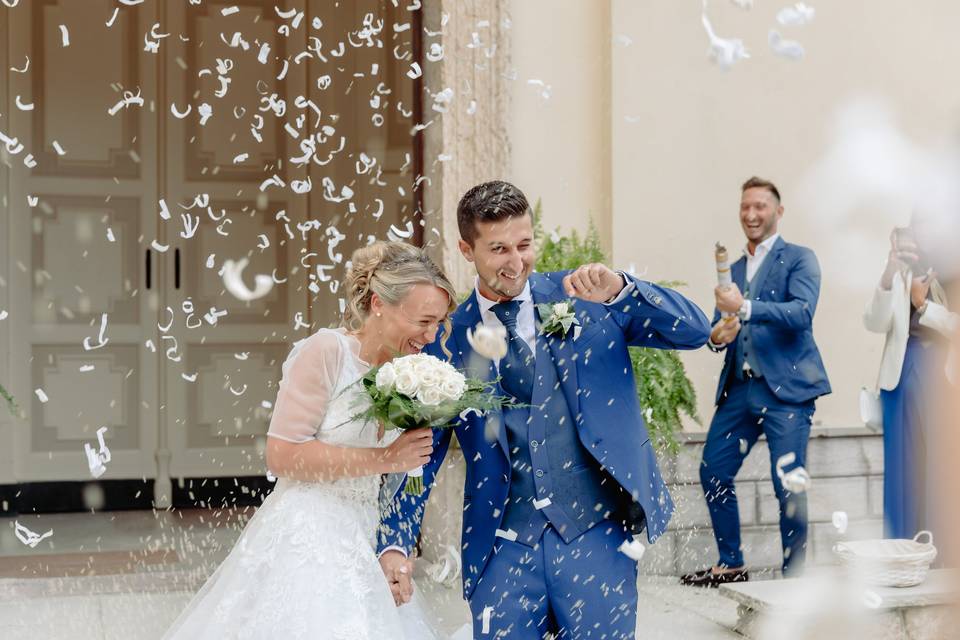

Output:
xmin=376 ymin=312 xmax=382 ymax=317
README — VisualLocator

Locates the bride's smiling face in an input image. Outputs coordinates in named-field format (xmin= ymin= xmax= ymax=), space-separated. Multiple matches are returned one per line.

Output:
xmin=369 ymin=284 xmax=450 ymax=357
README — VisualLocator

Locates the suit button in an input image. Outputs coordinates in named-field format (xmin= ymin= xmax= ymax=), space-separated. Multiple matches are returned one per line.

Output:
xmin=535 ymin=470 xmax=545 ymax=478
xmin=530 ymin=441 xmax=539 ymax=450
xmin=653 ymin=296 xmax=663 ymax=305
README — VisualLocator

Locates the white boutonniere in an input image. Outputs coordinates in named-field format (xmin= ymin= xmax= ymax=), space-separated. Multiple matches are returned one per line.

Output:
xmin=537 ymin=301 xmax=580 ymax=339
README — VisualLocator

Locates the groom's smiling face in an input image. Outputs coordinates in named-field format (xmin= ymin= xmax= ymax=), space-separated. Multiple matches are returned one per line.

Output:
xmin=459 ymin=214 xmax=536 ymax=302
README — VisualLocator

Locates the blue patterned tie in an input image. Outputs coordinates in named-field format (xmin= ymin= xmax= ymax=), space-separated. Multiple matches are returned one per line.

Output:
xmin=491 ymin=300 xmax=535 ymax=404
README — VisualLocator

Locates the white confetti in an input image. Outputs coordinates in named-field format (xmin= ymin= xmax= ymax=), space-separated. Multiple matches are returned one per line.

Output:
xmin=702 ymin=4 xmax=750 ymax=70
xmin=769 ymin=30 xmax=805 ymax=60
xmin=59 ymin=25 xmax=70 ymax=47
xmin=221 ymin=258 xmax=274 ymax=302
xmin=618 ymin=537 xmax=647 ymax=562
xmin=15 ymin=95 xmax=34 ymax=111
xmin=170 ymin=102 xmax=192 ymax=119
xmin=221 ymin=6 xmax=239 ymax=16
xmin=84 ymin=426 xmax=111 ymax=479
xmin=862 ymin=590 xmax=883 ymax=609
xmin=0 ymin=310 xmax=7 ymax=321
xmin=197 ymin=102 xmax=213 ymax=126
xmin=27 ymin=195 xmax=38 ymax=207
xmin=51 ymin=140 xmax=67 ymax=156
xmin=15 ymin=522 xmax=53 ymax=548
xmin=182 ymin=372 xmax=198 ymax=382
xmin=151 ymin=239 xmax=169 ymax=252
xmin=35 ymin=388 xmax=48 ymax=403
xmin=232 ymin=152 xmax=248 ymax=164
xmin=106 ymin=227 xmax=115 ymax=242
xmin=406 ymin=62 xmax=422 ymax=79
xmin=739 ymin=438 xmax=749 ymax=454
xmin=832 ymin=510 xmax=849 ymax=534
xmin=387 ymin=221 xmax=414 ymax=241
xmin=107 ymin=89 xmax=144 ymax=116
xmin=775 ymin=452 xmax=811 ymax=493
xmin=777 ymin=2 xmax=815 ymax=26
xmin=79 ymin=365 xmax=95 ymax=372
xmin=467 ymin=325 xmax=508 ymax=360
xmin=82 ymin=313 xmax=109 ymax=350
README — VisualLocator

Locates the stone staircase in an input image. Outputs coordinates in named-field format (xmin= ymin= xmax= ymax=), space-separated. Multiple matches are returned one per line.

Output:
xmin=421 ymin=426 xmax=885 ymax=577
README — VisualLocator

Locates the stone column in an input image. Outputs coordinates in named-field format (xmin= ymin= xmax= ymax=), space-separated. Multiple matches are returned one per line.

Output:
xmin=416 ymin=0 xmax=513 ymax=567
xmin=420 ymin=0 xmax=513 ymax=291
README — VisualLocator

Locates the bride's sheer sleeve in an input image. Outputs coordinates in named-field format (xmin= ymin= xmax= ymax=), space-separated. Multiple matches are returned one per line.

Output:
xmin=267 ymin=331 xmax=344 ymax=443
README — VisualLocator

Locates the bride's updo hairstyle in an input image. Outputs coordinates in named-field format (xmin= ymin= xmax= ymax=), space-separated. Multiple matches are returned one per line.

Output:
xmin=343 ymin=241 xmax=457 ymax=349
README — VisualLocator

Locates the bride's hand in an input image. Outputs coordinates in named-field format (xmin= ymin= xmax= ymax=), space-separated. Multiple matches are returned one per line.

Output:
xmin=379 ymin=550 xmax=414 ymax=606
xmin=382 ymin=427 xmax=433 ymax=473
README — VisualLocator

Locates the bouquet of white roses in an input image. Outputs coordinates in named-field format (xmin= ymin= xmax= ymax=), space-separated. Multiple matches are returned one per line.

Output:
xmin=357 ymin=352 xmax=510 ymax=495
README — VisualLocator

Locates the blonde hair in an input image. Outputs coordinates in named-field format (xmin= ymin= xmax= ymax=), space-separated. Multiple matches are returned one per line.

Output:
xmin=343 ymin=242 xmax=457 ymax=352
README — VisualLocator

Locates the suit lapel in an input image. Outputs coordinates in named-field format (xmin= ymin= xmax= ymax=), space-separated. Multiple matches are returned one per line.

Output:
xmin=748 ymin=237 xmax=785 ymax=299
xmin=530 ymin=274 xmax=581 ymax=422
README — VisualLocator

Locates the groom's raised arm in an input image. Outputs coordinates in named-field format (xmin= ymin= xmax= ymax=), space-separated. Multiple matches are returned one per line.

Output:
xmin=608 ymin=273 xmax=712 ymax=351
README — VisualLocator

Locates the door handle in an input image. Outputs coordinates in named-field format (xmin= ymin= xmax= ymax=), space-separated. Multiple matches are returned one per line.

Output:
xmin=145 ymin=248 xmax=152 ymax=290
xmin=174 ymin=248 xmax=181 ymax=290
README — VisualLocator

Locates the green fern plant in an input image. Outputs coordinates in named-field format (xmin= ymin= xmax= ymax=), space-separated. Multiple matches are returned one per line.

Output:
xmin=532 ymin=200 xmax=699 ymax=454
xmin=1 ymin=383 xmax=17 ymax=416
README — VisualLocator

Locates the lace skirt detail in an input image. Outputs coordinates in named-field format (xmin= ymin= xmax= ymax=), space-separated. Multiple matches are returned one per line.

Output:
xmin=163 ymin=478 xmax=401 ymax=640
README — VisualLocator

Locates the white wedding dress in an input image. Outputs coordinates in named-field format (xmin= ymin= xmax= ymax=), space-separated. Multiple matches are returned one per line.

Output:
xmin=164 ymin=328 xmax=440 ymax=640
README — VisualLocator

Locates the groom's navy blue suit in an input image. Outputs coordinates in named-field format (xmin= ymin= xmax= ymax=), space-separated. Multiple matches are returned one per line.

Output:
xmin=379 ymin=271 xmax=710 ymax=638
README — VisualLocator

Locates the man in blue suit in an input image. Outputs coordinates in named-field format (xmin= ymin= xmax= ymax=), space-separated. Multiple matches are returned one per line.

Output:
xmin=681 ymin=177 xmax=831 ymax=588
xmin=378 ymin=180 xmax=711 ymax=638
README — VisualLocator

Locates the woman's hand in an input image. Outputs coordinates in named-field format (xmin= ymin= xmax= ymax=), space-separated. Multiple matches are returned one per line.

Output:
xmin=881 ymin=228 xmax=920 ymax=290
xmin=382 ymin=427 xmax=434 ymax=473
xmin=911 ymin=270 xmax=936 ymax=311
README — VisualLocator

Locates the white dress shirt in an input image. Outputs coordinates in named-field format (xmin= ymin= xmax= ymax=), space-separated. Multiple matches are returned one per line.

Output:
xmin=740 ymin=232 xmax=780 ymax=321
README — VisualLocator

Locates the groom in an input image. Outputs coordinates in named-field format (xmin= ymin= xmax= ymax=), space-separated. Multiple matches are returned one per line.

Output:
xmin=379 ymin=180 xmax=711 ymax=638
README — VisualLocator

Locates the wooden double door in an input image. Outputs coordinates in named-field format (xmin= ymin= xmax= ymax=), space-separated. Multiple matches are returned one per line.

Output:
xmin=2 ymin=0 xmax=418 ymax=506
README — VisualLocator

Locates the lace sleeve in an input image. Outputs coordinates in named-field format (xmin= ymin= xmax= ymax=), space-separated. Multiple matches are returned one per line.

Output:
xmin=267 ymin=330 xmax=344 ymax=443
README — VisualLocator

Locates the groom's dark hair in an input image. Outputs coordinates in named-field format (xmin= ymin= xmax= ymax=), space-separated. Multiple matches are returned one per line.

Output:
xmin=457 ymin=180 xmax=532 ymax=246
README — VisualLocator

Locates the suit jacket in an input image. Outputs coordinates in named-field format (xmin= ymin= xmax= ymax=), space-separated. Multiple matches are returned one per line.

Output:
xmin=713 ymin=237 xmax=831 ymax=405
xmin=378 ymin=271 xmax=711 ymax=599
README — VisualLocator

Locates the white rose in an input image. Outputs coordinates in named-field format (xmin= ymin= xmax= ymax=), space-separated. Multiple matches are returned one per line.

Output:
xmin=393 ymin=356 xmax=414 ymax=376
xmin=375 ymin=362 xmax=397 ymax=391
xmin=394 ymin=370 xmax=420 ymax=397
xmin=416 ymin=364 xmax=442 ymax=391
xmin=466 ymin=325 xmax=508 ymax=360
xmin=417 ymin=386 xmax=443 ymax=406
xmin=439 ymin=377 xmax=466 ymax=402
xmin=553 ymin=302 xmax=569 ymax=316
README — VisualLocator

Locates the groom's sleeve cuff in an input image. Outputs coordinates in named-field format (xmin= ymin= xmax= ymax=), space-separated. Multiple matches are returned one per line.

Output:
xmin=604 ymin=272 xmax=635 ymax=305
xmin=377 ymin=545 xmax=408 ymax=559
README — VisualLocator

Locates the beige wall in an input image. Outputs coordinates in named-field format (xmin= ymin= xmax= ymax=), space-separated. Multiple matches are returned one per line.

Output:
xmin=506 ymin=0 xmax=960 ymax=428
xmin=507 ymin=0 xmax=612 ymax=248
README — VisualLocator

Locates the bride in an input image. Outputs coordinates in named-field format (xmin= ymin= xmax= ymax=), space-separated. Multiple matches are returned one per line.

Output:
xmin=163 ymin=241 xmax=458 ymax=639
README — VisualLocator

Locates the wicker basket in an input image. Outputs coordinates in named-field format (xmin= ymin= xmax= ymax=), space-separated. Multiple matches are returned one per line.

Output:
xmin=833 ymin=531 xmax=937 ymax=588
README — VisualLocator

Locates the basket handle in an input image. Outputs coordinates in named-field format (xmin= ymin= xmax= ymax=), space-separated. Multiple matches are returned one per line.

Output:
xmin=913 ymin=530 xmax=934 ymax=545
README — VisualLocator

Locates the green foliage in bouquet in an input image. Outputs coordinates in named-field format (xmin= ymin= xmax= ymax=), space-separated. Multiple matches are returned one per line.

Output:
xmin=353 ymin=354 xmax=514 ymax=493
xmin=532 ymin=200 xmax=700 ymax=454
xmin=358 ymin=372 xmax=505 ymax=432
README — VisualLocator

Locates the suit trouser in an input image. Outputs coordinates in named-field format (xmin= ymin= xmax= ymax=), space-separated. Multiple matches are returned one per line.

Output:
xmin=699 ymin=375 xmax=814 ymax=574
xmin=468 ymin=521 xmax=638 ymax=639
